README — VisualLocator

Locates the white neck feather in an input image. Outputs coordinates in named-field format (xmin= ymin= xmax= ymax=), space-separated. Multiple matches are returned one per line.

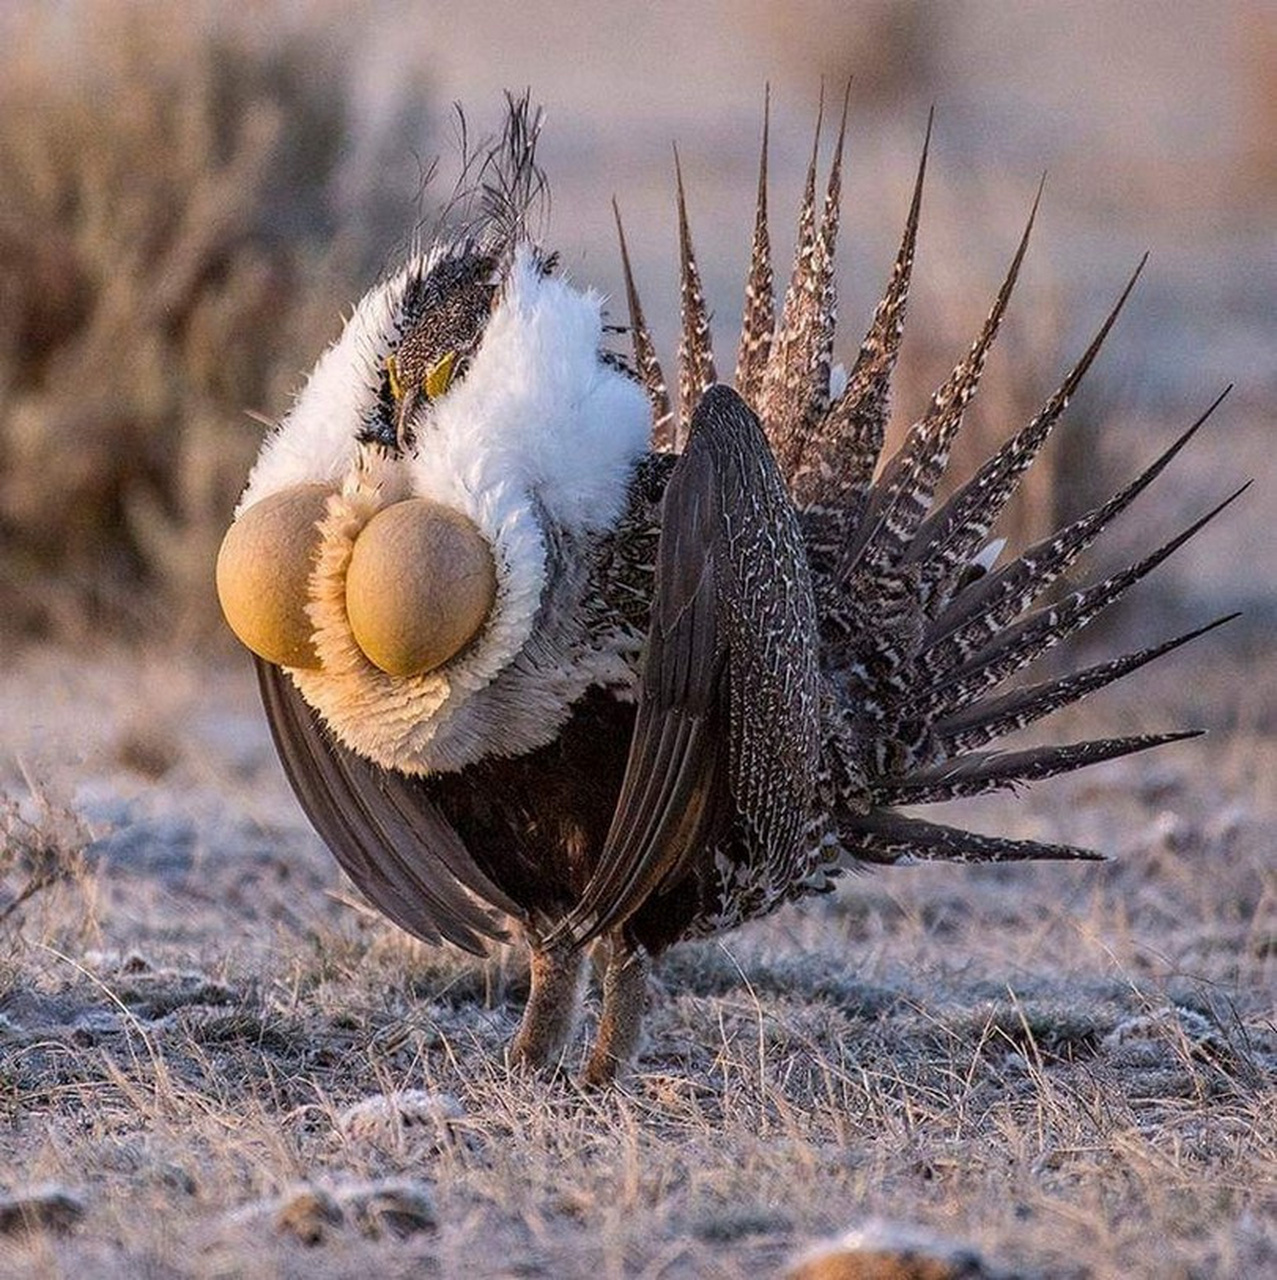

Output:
xmin=240 ymin=245 xmax=651 ymax=773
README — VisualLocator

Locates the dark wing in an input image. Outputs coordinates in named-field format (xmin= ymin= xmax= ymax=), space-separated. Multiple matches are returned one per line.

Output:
xmin=550 ymin=385 xmax=822 ymax=947
xmin=256 ymin=657 xmax=519 ymax=954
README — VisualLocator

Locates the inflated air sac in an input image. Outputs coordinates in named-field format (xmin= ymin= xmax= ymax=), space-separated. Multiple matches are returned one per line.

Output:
xmin=344 ymin=498 xmax=496 ymax=678
xmin=216 ymin=483 xmax=332 ymax=669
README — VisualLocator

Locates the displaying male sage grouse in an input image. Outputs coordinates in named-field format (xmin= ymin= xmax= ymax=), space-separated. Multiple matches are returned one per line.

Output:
xmin=216 ymin=97 xmax=1238 ymax=1084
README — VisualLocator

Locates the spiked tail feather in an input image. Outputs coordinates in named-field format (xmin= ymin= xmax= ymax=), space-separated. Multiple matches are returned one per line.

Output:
xmin=840 ymin=809 xmax=1104 ymax=867
xmin=614 ymin=199 xmax=674 ymax=449
xmin=879 ymin=731 xmax=1203 ymax=807
xmin=841 ymin=179 xmax=1043 ymax=582
xmin=735 ymin=86 xmax=775 ymax=406
xmin=791 ymin=108 xmax=932 ymax=518
xmin=905 ymin=255 xmax=1149 ymax=612
xmin=934 ymin=613 xmax=1238 ymax=754
xmin=912 ymin=485 xmax=1247 ymax=721
xmin=924 ymin=390 xmax=1233 ymax=662
xmin=758 ymin=86 xmax=849 ymax=475
xmin=675 ymin=149 xmax=717 ymax=444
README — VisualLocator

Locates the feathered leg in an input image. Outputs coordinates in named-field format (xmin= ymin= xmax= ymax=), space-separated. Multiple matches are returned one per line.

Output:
xmin=582 ymin=935 xmax=651 ymax=1086
xmin=509 ymin=943 xmax=585 ymax=1071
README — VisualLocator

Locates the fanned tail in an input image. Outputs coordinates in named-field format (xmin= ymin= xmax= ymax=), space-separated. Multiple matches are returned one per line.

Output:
xmin=639 ymin=98 xmax=1238 ymax=879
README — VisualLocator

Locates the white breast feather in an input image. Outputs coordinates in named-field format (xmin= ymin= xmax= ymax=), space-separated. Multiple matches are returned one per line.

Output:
xmin=238 ymin=245 xmax=651 ymax=774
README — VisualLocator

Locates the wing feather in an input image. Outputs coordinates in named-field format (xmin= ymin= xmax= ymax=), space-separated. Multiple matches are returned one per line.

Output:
xmin=550 ymin=385 xmax=820 ymax=947
xmin=257 ymin=658 xmax=517 ymax=954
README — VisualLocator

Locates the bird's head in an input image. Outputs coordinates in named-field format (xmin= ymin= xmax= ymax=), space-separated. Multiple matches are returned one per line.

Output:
xmin=216 ymin=115 xmax=651 ymax=774
xmin=364 ymin=248 xmax=500 ymax=455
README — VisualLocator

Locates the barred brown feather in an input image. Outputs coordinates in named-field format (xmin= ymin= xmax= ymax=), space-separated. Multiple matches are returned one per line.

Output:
xmin=253 ymin=97 xmax=1236 ymax=1083
xmin=734 ymin=86 xmax=775 ymax=408
xmin=613 ymin=200 xmax=674 ymax=449
xmin=675 ymin=150 xmax=717 ymax=444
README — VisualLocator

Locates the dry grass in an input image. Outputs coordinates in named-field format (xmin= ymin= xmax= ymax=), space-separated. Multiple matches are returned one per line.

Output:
xmin=0 ymin=646 xmax=1272 ymax=1278
xmin=0 ymin=772 xmax=97 ymax=1009
xmin=0 ymin=5 xmax=1270 ymax=1275
xmin=0 ymin=5 xmax=364 ymax=642
xmin=0 ymin=776 xmax=91 ymax=934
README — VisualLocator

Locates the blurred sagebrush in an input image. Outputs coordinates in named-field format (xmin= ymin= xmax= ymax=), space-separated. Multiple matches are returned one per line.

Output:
xmin=0 ymin=773 xmax=92 ymax=962
xmin=0 ymin=7 xmax=377 ymax=642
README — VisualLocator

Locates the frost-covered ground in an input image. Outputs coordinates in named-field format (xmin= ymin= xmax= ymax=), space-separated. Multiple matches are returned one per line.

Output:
xmin=0 ymin=626 xmax=1273 ymax=1277
xmin=1 ymin=2 xmax=1274 ymax=1275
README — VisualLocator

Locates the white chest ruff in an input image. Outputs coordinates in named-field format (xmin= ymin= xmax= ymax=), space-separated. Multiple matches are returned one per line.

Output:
xmin=238 ymin=248 xmax=651 ymax=774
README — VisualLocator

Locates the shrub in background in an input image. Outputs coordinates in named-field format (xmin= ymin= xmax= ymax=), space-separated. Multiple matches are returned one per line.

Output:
xmin=0 ymin=7 xmax=391 ymax=642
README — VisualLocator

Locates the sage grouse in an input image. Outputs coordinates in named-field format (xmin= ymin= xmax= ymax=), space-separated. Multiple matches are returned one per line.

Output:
xmin=217 ymin=97 xmax=1236 ymax=1083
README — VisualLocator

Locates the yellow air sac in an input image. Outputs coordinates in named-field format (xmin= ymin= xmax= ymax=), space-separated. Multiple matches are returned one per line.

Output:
xmin=215 ymin=483 xmax=331 ymax=669
xmin=345 ymin=498 xmax=496 ymax=678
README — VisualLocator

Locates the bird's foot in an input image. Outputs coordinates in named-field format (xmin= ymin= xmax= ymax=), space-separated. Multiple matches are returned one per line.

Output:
xmin=580 ymin=942 xmax=649 ymax=1087
xmin=508 ymin=943 xmax=584 ymax=1072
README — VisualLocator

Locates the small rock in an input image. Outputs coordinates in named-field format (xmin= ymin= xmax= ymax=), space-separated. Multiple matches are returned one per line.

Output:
xmin=336 ymin=1090 xmax=465 ymax=1150
xmin=0 ymin=1186 xmax=86 ymax=1235
xmin=787 ymin=1219 xmax=1003 ymax=1279
xmin=251 ymin=1178 xmax=437 ymax=1245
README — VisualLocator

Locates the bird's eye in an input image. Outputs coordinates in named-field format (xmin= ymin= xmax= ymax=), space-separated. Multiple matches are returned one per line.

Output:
xmin=385 ymin=351 xmax=458 ymax=404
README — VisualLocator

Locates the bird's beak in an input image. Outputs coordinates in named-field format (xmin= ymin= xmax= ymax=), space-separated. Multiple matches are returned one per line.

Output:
xmin=395 ymin=385 xmax=422 ymax=451
xmin=391 ymin=351 xmax=457 ymax=451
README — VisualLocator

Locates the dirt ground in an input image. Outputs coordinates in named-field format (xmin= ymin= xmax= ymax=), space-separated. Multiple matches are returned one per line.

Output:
xmin=0 ymin=617 xmax=1272 ymax=1278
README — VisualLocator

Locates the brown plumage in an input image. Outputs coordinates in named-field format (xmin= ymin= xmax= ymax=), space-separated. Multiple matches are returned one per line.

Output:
xmin=238 ymin=96 xmax=1236 ymax=1084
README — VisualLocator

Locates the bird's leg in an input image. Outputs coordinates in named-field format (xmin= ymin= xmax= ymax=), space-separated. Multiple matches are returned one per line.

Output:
xmin=509 ymin=943 xmax=585 ymax=1071
xmin=582 ymin=935 xmax=650 ymax=1086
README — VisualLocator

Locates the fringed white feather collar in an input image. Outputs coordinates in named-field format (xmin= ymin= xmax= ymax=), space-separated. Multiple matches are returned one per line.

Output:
xmin=238 ymin=246 xmax=651 ymax=773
